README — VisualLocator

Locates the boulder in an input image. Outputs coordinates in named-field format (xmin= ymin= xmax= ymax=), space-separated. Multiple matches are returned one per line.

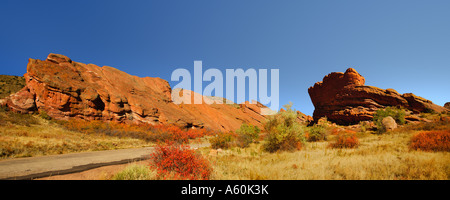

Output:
xmin=381 ymin=116 xmax=397 ymax=131
xmin=5 ymin=86 xmax=36 ymax=113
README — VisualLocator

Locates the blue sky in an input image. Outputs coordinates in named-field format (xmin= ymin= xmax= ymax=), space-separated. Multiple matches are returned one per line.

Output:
xmin=1 ymin=0 xmax=449 ymax=115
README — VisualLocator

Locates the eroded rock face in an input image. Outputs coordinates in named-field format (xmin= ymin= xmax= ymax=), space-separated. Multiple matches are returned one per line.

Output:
xmin=5 ymin=86 xmax=36 ymax=113
xmin=308 ymin=68 xmax=448 ymax=125
xmin=4 ymin=53 xmax=269 ymax=132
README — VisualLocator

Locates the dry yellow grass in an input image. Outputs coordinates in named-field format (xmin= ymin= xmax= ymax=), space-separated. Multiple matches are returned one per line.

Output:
xmin=200 ymin=130 xmax=449 ymax=180
xmin=0 ymin=116 xmax=151 ymax=159
xmin=3 ymin=105 xmax=449 ymax=180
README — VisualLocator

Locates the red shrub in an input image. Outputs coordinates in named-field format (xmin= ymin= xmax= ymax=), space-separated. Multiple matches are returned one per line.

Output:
xmin=153 ymin=124 xmax=189 ymax=144
xmin=329 ymin=130 xmax=359 ymax=149
xmin=410 ymin=130 xmax=450 ymax=152
xmin=59 ymin=120 xmax=211 ymax=144
xmin=185 ymin=128 xmax=212 ymax=139
xmin=150 ymin=144 xmax=212 ymax=180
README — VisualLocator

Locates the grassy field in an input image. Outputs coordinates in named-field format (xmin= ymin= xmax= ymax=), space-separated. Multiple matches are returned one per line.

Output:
xmin=202 ymin=131 xmax=449 ymax=180
xmin=110 ymin=129 xmax=449 ymax=180
xmin=0 ymin=111 xmax=150 ymax=159
xmin=109 ymin=119 xmax=449 ymax=180
xmin=0 ymin=106 xmax=211 ymax=159
xmin=1 ymin=102 xmax=448 ymax=180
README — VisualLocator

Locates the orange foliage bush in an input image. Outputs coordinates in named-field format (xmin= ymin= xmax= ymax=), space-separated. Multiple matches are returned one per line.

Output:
xmin=150 ymin=144 xmax=212 ymax=180
xmin=209 ymin=131 xmax=237 ymax=149
xmin=57 ymin=119 xmax=212 ymax=144
xmin=409 ymin=130 xmax=450 ymax=152
xmin=185 ymin=128 xmax=208 ymax=139
xmin=330 ymin=128 xmax=340 ymax=135
xmin=329 ymin=130 xmax=359 ymax=149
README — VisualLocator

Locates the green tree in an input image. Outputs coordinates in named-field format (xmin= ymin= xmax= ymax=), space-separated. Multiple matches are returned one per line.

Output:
xmin=263 ymin=102 xmax=306 ymax=152
xmin=373 ymin=107 xmax=406 ymax=133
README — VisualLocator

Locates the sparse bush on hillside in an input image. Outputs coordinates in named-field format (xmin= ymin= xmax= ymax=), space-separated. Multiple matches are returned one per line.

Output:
xmin=373 ymin=107 xmax=406 ymax=133
xmin=263 ymin=102 xmax=305 ymax=152
xmin=0 ymin=107 xmax=39 ymax=126
xmin=409 ymin=130 xmax=450 ymax=152
xmin=0 ymin=75 xmax=26 ymax=99
xmin=423 ymin=108 xmax=437 ymax=114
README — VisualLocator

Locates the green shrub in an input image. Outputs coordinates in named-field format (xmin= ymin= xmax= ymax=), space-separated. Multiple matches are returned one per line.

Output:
xmin=236 ymin=124 xmax=260 ymax=148
xmin=307 ymin=124 xmax=328 ymax=142
xmin=38 ymin=110 xmax=52 ymax=120
xmin=373 ymin=107 xmax=406 ymax=133
xmin=358 ymin=121 xmax=370 ymax=133
xmin=263 ymin=102 xmax=305 ymax=152
xmin=209 ymin=132 xmax=235 ymax=149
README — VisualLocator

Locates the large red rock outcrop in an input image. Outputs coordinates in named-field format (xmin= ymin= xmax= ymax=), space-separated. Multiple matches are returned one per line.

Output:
xmin=445 ymin=102 xmax=450 ymax=110
xmin=3 ymin=53 xmax=269 ymax=132
xmin=308 ymin=68 xmax=448 ymax=125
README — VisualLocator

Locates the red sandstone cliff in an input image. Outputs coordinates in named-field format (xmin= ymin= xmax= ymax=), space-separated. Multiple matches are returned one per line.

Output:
xmin=3 ymin=53 xmax=270 ymax=132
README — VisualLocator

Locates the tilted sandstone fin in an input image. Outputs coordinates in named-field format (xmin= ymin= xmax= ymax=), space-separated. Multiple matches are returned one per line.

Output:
xmin=4 ymin=54 xmax=274 ymax=132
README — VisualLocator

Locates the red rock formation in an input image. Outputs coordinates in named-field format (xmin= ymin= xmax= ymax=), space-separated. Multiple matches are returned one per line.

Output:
xmin=4 ymin=86 xmax=36 ymax=113
xmin=296 ymin=110 xmax=313 ymax=123
xmin=4 ymin=53 xmax=269 ymax=132
xmin=308 ymin=68 xmax=448 ymax=125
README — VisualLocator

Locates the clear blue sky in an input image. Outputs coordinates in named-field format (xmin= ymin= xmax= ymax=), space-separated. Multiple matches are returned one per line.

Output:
xmin=1 ymin=0 xmax=449 ymax=115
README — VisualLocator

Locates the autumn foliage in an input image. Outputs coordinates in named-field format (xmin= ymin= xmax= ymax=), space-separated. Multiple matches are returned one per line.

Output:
xmin=150 ymin=144 xmax=212 ymax=180
xmin=328 ymin=130 xmax=359 ymax=149
xmin=209 ymin=131 xmax=237 ymax=149
xmin=56 ymin=119 xmax=214 ymax=180
xmin=58 ymin=119 xmax=212 ymax=144
xmin=409 ymin=130 xmax=450 ymax=152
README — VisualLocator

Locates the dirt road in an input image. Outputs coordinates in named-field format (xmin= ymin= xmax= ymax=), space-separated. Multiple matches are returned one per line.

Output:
xmin=0 ymin=143 xmax=208 ymax=180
